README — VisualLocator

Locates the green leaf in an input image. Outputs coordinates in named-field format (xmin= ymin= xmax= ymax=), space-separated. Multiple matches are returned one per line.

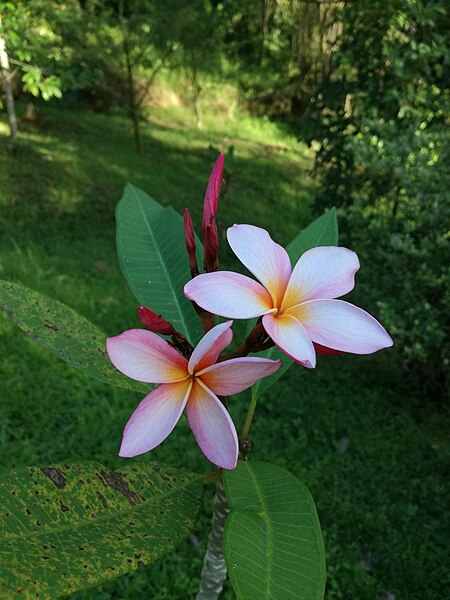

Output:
xmin=285 ymin=208 xmax=338 ymax=263
xmin=223 ymin=460 xmax=326 ymax=600
xmin=250 ymin=209 xmax=338 ymax=400
xmin=116 ymin=184 xmax=203 ymax=344
xmin=0 ymin=280 xmax=148 ymax=393
xmin=0 ymin=461 xmax=203 ymax=598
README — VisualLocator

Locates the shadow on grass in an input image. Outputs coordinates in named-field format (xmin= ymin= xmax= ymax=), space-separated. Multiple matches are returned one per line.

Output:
xmin=1 ymin=104 xmax=315 ymax=247
xmin=0 ymin=104 xmax=316 ymax=329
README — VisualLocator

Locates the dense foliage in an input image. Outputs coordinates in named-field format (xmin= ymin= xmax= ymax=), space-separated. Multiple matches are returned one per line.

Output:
xmin=308 ymin=0 xmax=450 ymax=396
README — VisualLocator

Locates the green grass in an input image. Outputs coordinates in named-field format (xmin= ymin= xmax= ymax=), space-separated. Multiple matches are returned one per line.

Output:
xmin=0 ymin=99 xmax=449 ymax=600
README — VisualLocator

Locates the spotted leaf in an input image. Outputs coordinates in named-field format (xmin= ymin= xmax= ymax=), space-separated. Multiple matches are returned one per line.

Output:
xmin=0 ymin=280 xmax=148 ymax=393
xmin=0 ymin=461 xmax=202 ymax=597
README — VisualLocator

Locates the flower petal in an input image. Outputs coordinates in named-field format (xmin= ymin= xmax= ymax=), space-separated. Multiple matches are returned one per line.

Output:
xmin=186 ymin=380 xmax=238 ymax=470
xmin=197 ymin=357 xmax=282 ymax=396
xmin=188 ymin=321 xmax=233 ymax=374
xmin=313 ymin=342 xmax=345 ymax=356
xmin=290 ymin=299 xmax=394 ymax=354
xmin=119 ymin=380 xmax=192 ymax=458
xmin=184 ymin=271 xmax=274 ymax=319
xmin=262 ymin=313 xmax=316 ymax=368
xmin=106 ymin=329 xmax=188 ymax=383
xmin=227 ymin=224 xmax=292 ymax=307
xmin=282 ymin=246 xmax=360 ymax=310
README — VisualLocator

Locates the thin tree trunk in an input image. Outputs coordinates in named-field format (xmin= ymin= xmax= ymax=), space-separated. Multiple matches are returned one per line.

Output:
xmin=118 ymin=3 xmax=141 ymax=153
xmin=191 ymin=68 xmax=203 ymax=130
xmin=0 ymin=22 xmax=18 ymax=154
xmin=196 ymin=479 xmax=229 ymax=600
xmin=23 ymin=98 xmax=37 ymax=122
xmin=123 ymin=34 xmax=141 ymax=152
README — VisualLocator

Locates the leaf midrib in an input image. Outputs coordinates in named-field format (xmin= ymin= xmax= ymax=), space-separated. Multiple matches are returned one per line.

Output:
xmin=308 ymin=211 xmax=336 ymax=247
xmin=133 ymin=188 xmax=191 ymax=339
xmin=247 ymin=465 xmax=274 ymax=598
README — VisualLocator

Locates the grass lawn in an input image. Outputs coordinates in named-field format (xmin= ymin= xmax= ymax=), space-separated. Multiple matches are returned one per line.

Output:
xmin=0 ymin=99 xmax=448 ymax=600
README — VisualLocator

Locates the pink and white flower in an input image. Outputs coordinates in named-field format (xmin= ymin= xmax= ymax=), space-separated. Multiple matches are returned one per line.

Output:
xmin=184 ymin=224 xmax=393 ymax=368
xmin=106 ymin=320 xmax=281 ymax=469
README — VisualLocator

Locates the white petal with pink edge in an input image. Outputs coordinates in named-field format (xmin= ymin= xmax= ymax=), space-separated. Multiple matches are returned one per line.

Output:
xmin=186 ymin=380 xmax=238 ymax=470
xmin=106 ymin=329 xmax=188 ymax=383
xmin=262 ymin=313 xmax=316 ymax=368
xmin=188 ymin=320 xmax=233 ymax=374
xmin=119 ymin=380 xmax=193 ymax=458
xmin=227 ymin=224 xmax=292 ymax=307
xmin=282 ymin=246 xmax=360 ymax=310
xmin=197 ymin=357 xmax=282 ymax=396
xmin=290 ymin=299 xmax=394 ymax=354
xmin=184 ymin=271 xmax=274 ymax=319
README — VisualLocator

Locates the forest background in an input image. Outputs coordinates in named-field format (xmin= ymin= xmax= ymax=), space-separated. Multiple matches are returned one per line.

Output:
xmin=0 ymin=1 xmax=449 ymax=599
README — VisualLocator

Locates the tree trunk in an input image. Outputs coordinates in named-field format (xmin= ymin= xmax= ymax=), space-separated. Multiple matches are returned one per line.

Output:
xmin=191 ymin=68 xmax=203 ymax=130
xmin=121 ymin=26 xmax=141 ymax=152
xmin=196 ymin=479 xmax=229 ymax=600
xmin=0 ymin=23 xmax=18 ymax=154
xmin=23 ymin=99 xmax=38 ymax=122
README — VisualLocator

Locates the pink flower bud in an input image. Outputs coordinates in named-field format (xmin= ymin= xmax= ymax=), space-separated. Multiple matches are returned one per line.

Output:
xmin=183 ymin=208 xmax=198 ymax=275
xmin=202 ymin=152 xmax=224 ymax=272
xmin=204 ymin=217 xmax=219 ymax=272
xmin=137 ymin=306 xmax=175 ymax=335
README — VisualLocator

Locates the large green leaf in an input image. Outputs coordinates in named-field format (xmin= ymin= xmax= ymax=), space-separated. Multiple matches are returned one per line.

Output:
xmin=250 ymin=209 xmax=338 ymax=401
xmin=223 ymin=461 xmax=326 ymax=600
xmin=0 ymin=280 xmax=148 ymax=394
xmin=0 ymin=461 xmax=202 ymax=598
xmin=116 ymin=184 xmax=203 ymax=344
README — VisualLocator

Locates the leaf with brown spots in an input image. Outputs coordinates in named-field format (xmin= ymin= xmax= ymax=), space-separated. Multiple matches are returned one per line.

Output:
xmin=0 ymin=462 xmax=203 ymax=598
xmin=0 ymin=280 xmax=149 ymax=394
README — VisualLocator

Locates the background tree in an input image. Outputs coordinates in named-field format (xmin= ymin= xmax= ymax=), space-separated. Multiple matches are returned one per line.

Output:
xmin=308 ymin=0 xmax=450 ymax=397
xmin=0 ymin=0 xmax=74 ymax=151
xmin=0 ymin=12 xmax=17 ymax=153
xmin=220 ymin=0 xmax=341 ymax=117
xmin=151 ymin=0 xmax=224 ymax=129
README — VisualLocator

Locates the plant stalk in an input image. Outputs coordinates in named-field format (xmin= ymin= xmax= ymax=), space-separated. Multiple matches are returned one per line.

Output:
xmin=196 ymin=478 xmax=229 ymax=600
xmin=241 ymin=392 xmax=258 ymax=439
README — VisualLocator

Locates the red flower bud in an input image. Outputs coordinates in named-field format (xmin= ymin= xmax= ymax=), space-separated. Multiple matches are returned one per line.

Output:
xmin=202 ymin=152 xmax=224 ymax=231
xmin=204 ymin=217 xmax=219 ymax=272
xmin=202 ymin=152 xmax=224 ymax=272
xmin=137 ymin=306 xmax=175 ymax=335
xmin=183 ymin=208 xmax=198 ymax=275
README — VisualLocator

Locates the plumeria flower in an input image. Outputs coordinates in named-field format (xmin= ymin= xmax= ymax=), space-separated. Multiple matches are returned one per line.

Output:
xmin=106 ymin=320 xmax=281 ymax=469
xmin=184 ymin=225 xmax=393 ymax=368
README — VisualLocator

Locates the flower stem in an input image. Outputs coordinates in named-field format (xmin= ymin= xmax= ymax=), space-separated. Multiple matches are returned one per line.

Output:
xmin=196 ymin=478 xmax=229 ymax=600
xmin=201 ymin=312 xmax=215 ymax=334
xmin=218 ymin=320 xmax=274 ymax=362
xmin=241 ymin=391 xmax=258 ymax=439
